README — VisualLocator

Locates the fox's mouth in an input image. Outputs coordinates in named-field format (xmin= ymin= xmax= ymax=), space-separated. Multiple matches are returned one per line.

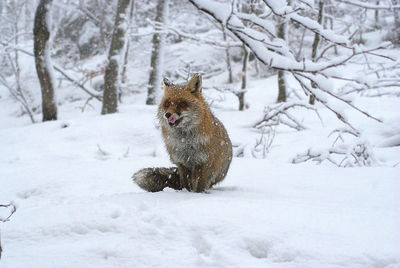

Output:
xmin=168 ymin=117 xmax=183 ymax=127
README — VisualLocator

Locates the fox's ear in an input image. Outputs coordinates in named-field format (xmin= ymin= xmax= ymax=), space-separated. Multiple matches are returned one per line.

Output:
xmin=163 ymin=77 xmax=173 ymax=88
xmin=187 ymin=73 xmax=202 ymax=94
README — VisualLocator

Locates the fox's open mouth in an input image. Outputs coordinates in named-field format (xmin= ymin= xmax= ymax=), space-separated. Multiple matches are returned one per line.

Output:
xmin=168 ymin=117 xmax=183 ymax=127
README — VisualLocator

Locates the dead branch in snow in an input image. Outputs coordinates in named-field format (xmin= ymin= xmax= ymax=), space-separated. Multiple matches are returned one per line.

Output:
xmin=251 ymin=126 xmax=276 ymax=158
xmin=292 ymin=128 xmax=376 ymax=166
xmin=0 ymin=203 xmax=16 ymax=223
xmin=0 ymin=203 xmax=17 ymax=260
xmin=97 ymin=144 xmax=110 ymax=156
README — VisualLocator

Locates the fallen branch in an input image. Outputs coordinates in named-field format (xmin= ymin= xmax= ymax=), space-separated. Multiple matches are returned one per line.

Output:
xmin=0 ymin=203 xmax=16 ymax=223
xmin=0 ymin=203 xmax=17 ymax=260
xmin=292 ymin=129 xmax=376 ymax=167
xmin=251 ymin=126 xmax=276 ymax=158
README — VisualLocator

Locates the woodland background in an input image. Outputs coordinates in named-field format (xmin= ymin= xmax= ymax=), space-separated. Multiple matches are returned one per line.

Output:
xmin=0 ymin=0 xmax=399 ymax=267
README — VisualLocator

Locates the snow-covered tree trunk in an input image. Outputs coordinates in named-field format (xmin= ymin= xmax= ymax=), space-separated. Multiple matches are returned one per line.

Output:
xmin=309 ymin=0 xmax=324 ymax=105
xmin=223 ymin=27 xmax=233 ymax=84
xmin=276 ymin=17 xmax=287 ymax=103
xmin=34 ymin=0 xmax=57 ymax=121
xmin=146 ymin=0 xmax=169 ymax=105
xmin=239 ymin=44 xmax=248 ymax=111
xmin=121 ymin=0 xmax=135 ymax=101
xmin=101 ymin=0 xmax=132 ymax=115
xmin=392 ymin=0 xmax=400 ymax=45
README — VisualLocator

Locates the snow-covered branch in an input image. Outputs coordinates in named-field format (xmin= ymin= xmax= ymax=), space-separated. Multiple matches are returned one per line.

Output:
xmin=292 ymin=129 xmax=376 ymax=167
xmin=254 ymin=101 xmax=322 ymax=131
xmin=188 ymin=0 xmax=393 ymax=73
xmin=150 ymin=20 xmax=242 ymax=48
xmin=334 ymin=0 xmax=400 ymax=10
xmin=6 ymin=47 xmax=102 ymax=101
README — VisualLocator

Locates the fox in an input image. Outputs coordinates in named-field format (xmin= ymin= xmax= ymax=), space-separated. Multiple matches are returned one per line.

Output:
xmin=132 ymin=74 xmax=232 ymax=192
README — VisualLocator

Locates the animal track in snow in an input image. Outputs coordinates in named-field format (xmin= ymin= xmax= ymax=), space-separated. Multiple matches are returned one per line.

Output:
xmin=16 ymin=188 xmax=42 ymax=199
xmin=243 ymin=238 xmax=270 ymax=259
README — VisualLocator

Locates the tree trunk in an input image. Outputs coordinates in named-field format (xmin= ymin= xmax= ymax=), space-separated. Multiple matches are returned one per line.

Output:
xmin=375 ymin=1 xmax=380 ymax=26
xmin=121 ymin=0 xmax=136 ymax=83
xmin=101 ymin=0 xmax=132 ymax=115
xmin=120 ymin=0 xmax=135 ymax=102
xmin=34 ymin=0 xmax=57 ymax=121
xmin=392 ymin=0 xmax=400 ymax=45
xmin=309 ymin=0 xmax=324 ymax=105
xmin=223 ymin=27 xmax=233 ymax=84
xmin=276 ymin=19 xmax=287 ymax=103
xmin=146 ymin=0 xmax=169 ymax=105
xmin=238 ymin=44 xmax=248 ymax=111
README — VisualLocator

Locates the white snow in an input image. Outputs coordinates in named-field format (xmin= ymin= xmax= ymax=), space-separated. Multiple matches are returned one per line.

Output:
xmin=0 ymin=73 xmax=399 ymax=267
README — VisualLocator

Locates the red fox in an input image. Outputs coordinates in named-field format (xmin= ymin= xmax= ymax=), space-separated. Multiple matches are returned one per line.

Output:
xmin=133 ymin=74 xmax=232 ymax=192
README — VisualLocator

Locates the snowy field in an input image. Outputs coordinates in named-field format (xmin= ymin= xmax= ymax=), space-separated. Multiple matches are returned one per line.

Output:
xmin=1 ymin=73 xmax=399 ymax=267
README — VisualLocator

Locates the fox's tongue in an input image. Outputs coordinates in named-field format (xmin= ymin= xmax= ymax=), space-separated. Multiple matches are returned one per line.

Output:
xmin=168 ymin=115 xmax=177 ymax=124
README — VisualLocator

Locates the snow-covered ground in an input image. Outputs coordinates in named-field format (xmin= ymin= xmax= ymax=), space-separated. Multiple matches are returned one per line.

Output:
xmin=1 ymin=73 xmax=399 ymax=267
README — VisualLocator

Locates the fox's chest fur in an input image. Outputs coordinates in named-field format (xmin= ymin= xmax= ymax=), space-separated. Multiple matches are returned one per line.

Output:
xmin=163 ymin=127 xmax=209 ymax=167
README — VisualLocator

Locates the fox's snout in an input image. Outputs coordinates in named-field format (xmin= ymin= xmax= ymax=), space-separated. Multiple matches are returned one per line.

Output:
xmin=165 ymin=112 xmax=177 ymax=124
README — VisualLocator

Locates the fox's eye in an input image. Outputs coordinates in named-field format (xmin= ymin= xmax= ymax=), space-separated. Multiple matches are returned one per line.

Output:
xmin=164 ymin=100 xmax=171 ymax=108
xmin=178 ymin=101 xmax=188 ymax=109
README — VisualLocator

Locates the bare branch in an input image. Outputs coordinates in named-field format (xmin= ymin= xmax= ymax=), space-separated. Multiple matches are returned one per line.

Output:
xmin=254 ymin=101 xmax=322 ymax=131
xmin=0 ymin=203 xmax=17 ymax=223
xmin=292 ymin=73 xmax=361 ymax=135
xmin=293 ymin=130 xmax=376 ymax=167
xmin=335 ymin=0 xmax=400 ymax=10
xmin=9 ymin=47 xmax=102 ymax=101
xmin=295 ymin=72 xmax=383 ymax=123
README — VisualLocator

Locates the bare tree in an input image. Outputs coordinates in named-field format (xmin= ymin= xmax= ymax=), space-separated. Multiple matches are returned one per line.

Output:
xmin=239 ymin=44 xmax=248 ymax=110
xmin=222 ymin=27 xmax=233 ymax=84
xmin=34 ymin=0 xmax=57 ymax=121
xmin=101 ymin=0 xmax=133 ymax=114
xmin=309 ymin=0 xmax=324 ymax=105
xmin=146 ymin=0 xmax=169 ymax=105
xmin=121 ymin=0 xmax=136 ymax=92
xmin=276 ymin=17 xmax=287 ymax=103
xmin=188 ymin=0 xmax=387 ymax=130
xmin=0 ymin=1 xmax=36 ymax=123
xmin=392 ymin=0 xmax=400 ymax=45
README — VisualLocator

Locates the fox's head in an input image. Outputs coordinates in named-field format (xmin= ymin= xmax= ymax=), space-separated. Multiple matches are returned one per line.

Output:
xmin=158 ymin=74 xmax=205 ymax=129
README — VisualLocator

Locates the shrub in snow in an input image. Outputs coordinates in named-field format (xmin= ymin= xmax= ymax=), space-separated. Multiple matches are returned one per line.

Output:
xmin=293 ymin=129 xmax=377 ymax=167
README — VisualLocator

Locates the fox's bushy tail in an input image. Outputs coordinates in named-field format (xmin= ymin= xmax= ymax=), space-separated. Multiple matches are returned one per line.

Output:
xmin=132 ymin=167 xmax=181 ymax=192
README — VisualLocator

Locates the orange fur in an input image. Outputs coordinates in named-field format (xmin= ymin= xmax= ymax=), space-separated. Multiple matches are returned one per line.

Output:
xmin=133 ymin=74 xmax=232 ymax=192
xmin=158 ymin=74 xmax=232 ymax=192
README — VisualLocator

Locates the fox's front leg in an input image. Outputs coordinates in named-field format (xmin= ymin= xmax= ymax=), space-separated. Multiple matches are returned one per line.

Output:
xmin=178 ymin=165 xmax=190 ymax=191
xmin=191 ymin=165 xmax=208 ymax=192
